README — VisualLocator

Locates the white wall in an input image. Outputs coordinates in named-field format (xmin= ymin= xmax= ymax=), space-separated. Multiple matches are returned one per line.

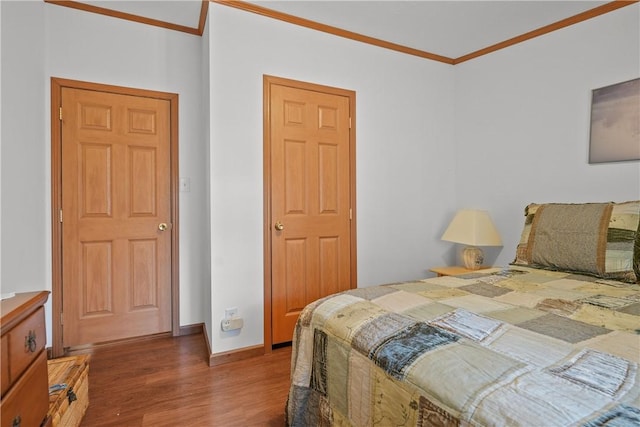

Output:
xmin=0 ymin=0 xmax=3 ymax=286
xmin=455 ymin=4 xmax=640 ymax=268
xmin=208 ymin=4 xmax=456 ymax=353
xmin=1 ymin=1 xmax=47 ymax=293
xmin=1 ymin=2 xmax=210 ymax=342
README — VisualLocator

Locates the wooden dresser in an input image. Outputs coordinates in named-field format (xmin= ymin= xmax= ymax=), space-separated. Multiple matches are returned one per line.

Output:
xmin=1 ymin=291 xmax=50 ymax=427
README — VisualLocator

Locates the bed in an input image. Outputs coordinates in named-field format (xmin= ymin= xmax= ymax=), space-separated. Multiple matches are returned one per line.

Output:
xmin=286 ymin=201 xmax=640 ymax=426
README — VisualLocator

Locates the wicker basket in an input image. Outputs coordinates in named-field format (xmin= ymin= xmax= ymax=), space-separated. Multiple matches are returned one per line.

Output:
xmin=47 ymin=355 xmax=90 ymax=427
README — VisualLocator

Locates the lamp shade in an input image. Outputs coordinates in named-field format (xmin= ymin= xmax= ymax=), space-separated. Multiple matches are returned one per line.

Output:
xmin=441 ymin=209 xmax=502 ymax=246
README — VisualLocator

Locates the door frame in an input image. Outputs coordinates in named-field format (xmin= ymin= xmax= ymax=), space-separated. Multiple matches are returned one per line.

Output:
xmin=50 ymin=77 xmax=180 ymax=357
xmin=262 ymin=75 xmax=357 ymax=352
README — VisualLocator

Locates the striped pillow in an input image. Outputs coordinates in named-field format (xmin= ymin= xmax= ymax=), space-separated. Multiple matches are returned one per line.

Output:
xmin=513 ymin=201 xmax=640 ymax=283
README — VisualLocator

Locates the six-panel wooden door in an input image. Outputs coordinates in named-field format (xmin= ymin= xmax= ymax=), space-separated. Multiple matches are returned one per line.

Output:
xmin=61 ymin=87 xmax=172 ymax=347
xmin=269 ymin=82 xmax=353 ymax=344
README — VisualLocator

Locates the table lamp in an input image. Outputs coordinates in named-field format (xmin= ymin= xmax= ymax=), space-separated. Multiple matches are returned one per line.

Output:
xmin=441 ymin=209 xmax=502 ymax=270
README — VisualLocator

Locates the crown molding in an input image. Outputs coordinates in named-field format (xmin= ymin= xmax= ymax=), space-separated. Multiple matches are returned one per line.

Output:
xmin=454 ymin=0 xmax=638 ymax=64
xmin=211 ymin=0 xmax=454 ymax=64
xmin=45 ymin=0 xmax=209 ymax=36
xmin=213 ymin=0 xmax=639 ymax=65
xmin=43 ymin=0 xmax=639 ymax=64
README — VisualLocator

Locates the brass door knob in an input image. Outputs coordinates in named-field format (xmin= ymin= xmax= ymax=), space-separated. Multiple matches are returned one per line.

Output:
xmin=274 ymin=221 xmax=284 ymax=231
xmin=158 ymin=223 xmax=168 ymax=231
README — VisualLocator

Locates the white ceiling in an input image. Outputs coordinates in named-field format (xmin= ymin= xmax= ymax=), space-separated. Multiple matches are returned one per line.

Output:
xmin=75 ymin=1 xmax=614 ymax=59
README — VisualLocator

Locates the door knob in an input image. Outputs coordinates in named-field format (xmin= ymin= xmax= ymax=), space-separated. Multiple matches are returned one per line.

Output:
xmin=158 ymin=223 xmax=168 ymax=231
xmin=274 ymin=221 xmax=284 ymax=231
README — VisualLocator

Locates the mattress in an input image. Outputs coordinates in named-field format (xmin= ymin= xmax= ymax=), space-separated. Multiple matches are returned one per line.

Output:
xmin=286 ymin=266 xmax=640 ymax=426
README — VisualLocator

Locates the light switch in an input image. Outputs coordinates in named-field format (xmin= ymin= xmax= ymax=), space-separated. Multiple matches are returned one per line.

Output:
xmin=179 ymin=177 xmax=191 ymax=192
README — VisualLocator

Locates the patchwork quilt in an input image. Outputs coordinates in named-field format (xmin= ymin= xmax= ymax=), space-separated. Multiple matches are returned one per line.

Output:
xmin=286 ymin=266 xmax=640 ymax=426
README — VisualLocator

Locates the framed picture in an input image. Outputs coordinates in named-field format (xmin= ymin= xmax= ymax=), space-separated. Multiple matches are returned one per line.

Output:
xmin=589 ymin=77 xmax=639 ymax=163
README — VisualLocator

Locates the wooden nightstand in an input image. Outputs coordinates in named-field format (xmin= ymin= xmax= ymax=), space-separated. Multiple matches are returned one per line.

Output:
xmin=429 ymin=266 xmax=490 ymax=277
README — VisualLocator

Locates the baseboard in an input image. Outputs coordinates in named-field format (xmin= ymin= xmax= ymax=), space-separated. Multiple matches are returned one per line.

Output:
xmin=178 ymin=323 xmax=204 ymax=336
xmin=208 ymin=344 xmax=265 ymax=367
xmin=200 ymin=323 xmax=265 ymax=367
xmin=202 ymin=323 xmax=213 ymax=362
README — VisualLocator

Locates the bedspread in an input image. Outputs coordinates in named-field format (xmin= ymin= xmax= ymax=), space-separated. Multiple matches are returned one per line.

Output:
xmin=286 ymin=266 xmax=640 ymax=426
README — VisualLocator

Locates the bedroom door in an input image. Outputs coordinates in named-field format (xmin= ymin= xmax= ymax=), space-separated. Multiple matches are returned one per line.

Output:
xmin=59 ymin=85 xmax=173 ymax=348
xmin=265 ymin=76 xmax=357 ymax=345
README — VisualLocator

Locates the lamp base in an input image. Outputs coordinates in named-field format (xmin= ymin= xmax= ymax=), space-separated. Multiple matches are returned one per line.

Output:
xmin=462 ymin=246 xmax=484 ymax=270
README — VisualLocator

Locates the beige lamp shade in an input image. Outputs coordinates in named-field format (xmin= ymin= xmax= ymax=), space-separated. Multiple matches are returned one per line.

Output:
xmin=441 ymin=209 xmax=502 ymax=270
xmin=441 ymin=209 xmax=502 ymax=246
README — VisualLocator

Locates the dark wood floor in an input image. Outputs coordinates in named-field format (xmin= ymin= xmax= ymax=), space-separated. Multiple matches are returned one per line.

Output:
xmin=78 ymin=334 xmax=292 ymax=426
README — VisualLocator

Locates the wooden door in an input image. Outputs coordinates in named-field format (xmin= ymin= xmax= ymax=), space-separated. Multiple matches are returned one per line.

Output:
xmin=268 ymin=78 xmax=355 ymax=344
xmin=61 ymin=87 xmax=172 ymax=347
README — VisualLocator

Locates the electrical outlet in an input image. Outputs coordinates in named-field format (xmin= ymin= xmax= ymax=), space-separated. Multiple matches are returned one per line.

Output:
xmin=224 ymin=307 xmax=238 ymax=319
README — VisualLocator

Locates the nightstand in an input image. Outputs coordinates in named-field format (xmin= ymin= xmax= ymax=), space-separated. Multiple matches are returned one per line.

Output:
xmin=429 ymin=266 xmax=490 ymax=277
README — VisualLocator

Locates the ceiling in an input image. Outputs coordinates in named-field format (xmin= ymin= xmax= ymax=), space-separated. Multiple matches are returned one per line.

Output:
xmin=54 ymin=1 xmax=633 ymax=63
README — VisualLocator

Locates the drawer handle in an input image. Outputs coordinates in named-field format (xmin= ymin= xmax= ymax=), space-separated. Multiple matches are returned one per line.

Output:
xmin=12 ymin=415 xmax=21 ymax=427
xmin=67 ymin=387 xmax=77 ymax=404
xmin=25 ymin=330 xmax=37 ymax=352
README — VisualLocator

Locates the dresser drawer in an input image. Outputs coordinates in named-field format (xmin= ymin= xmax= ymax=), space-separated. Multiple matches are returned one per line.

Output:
xmin=1 ymin=351 xmax=49 ymax=427
xmin=8 ymin=306 xmax=46 ymax=383
xmin=1 ymin=335 xmax=8 ymax=396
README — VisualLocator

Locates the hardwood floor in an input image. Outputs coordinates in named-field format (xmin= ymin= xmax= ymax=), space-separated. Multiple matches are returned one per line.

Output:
xmin=78 ymin=334 xmax=292 ymax=426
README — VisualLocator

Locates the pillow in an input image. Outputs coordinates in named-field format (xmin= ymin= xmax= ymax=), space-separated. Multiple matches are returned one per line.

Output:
xmin=512 ymin=201 xmax=640 ymax=283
